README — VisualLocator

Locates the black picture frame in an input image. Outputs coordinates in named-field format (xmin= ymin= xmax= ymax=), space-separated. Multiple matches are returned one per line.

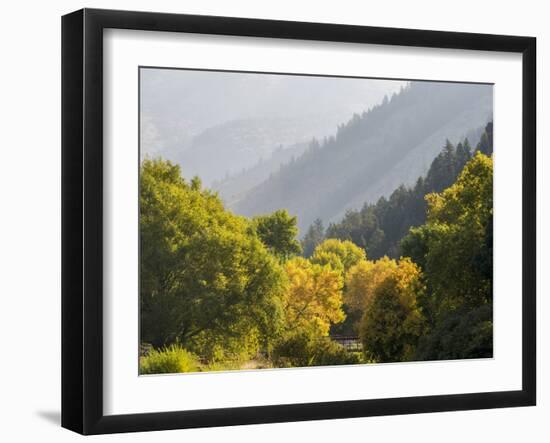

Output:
xmin=61 ymin=8 xmax=537 ymax=435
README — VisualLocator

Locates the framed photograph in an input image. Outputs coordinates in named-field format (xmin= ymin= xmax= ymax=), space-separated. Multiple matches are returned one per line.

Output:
xmin=61 ymin=8 xmax=536 ymax=435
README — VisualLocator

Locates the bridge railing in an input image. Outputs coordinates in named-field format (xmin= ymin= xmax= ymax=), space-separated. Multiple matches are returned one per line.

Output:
xmin=321 ymin=335 xmax=363 ymax=352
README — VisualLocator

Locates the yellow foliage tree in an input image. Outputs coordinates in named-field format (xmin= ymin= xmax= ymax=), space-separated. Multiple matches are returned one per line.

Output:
xmin=283 ymin=257 xmax=345 ymax=336
xmin=345 ymin=256 xmax=398 ymax=313
xmin=359 ymin=257 xmax=426 ymax=362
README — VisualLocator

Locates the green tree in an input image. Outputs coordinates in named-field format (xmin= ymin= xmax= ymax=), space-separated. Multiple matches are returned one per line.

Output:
xmin=310 ymin=238 xmax=366 ymax=274
xmin=421 ymin=151 xmax=493 ymax=312
xmin=140 ymin=159 xmax=286 ymax=361
xmin=401 ymin=152 xmax=493 ymax=359
xmin=415 ymin=305 xmax=493 ymax=360
xmin=253 ymin=209 xmax=302 ymax=261
xmin=325 ymin=127 xmax=490 ymax=261
xmin=476 ymin=122 xmax=493 ymax=155
xmin=301 ymin=218 xmax=325 ymax=258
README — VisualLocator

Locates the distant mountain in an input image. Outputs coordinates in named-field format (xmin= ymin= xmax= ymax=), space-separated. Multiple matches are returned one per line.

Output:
xmin=211 ymin=141 xmax=309 ymax=206
xmin=232 ymin=82 xmax=493 ymax=233
xmin=174 ymin=117 xmax=326 ymax=186
xmin=140 ymin=69 xmax=406 ymax=184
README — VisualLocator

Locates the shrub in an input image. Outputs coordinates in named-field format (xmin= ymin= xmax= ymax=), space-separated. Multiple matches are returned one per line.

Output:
xmin=202 ymin=360 xmax=243 ymax=372
xmin=139 ymin=345 xmax=200 ymax=374
xmin=314 ymin=339 xmax=364 ymax=366
xmin=415 ymin=304 xmax=493 ymax=361
xmin=272 ymin=329 xmax=362 ymax=368
xmin=187 ymin=326 xmax=262 ymax=364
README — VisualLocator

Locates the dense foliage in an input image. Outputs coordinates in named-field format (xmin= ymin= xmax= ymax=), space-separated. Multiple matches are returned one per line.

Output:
xmin=272 ymin=329 xmax=363 ymax=368
xmin=301 ymin=218 xmax=325 ymax=258
xmin=140 ymin=121 xmax=493 ymax=372
xmin=402 ymin=152 xmax=493 ymax=359
xmin=252 ymin=209 xmax=302 ymax=260
xmin=140 ymin=345 xmax=200 ymax=374
xmin=324 ymin=122 xmax=492 ymax=259
xmin=310 ymin=239 xmax=366 ymax=274
xmin=140 ymin=159 xmax=287 ymax=362
xmin=358 ymin=258 xmax=426 ymax=362
xmin=282 ymin=256 xmax=345 ymax=336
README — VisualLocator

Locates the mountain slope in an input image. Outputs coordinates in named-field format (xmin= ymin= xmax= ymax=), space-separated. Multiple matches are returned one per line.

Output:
xmin=232 ymin=82 xmax=492 ymax=232
xmin=175 ymin=117 xmax=319 ymax=185
xmin=321 ymin=122 xmax=493 ymax=260
xmin=211 ymin=141 xmax=309 ymax=206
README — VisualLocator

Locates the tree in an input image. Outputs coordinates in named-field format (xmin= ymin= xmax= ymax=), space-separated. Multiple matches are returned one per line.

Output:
xmin=253 ymin=209 xmax=302 ymax=261
xmin=455 ymin=141 xmax=472 ymax=174
xmin=359 ymin=258 xmax=426 ymax=362
xmin=421 ymin=151 xmax=493 ymax=312
xmin=310 ymin=239 xmax=366 ymax=274
xmin=345 ymin=256 xmax=399 ymax=314
xmin=424 ymin=140 xmax=459 ymax=193
xmin=325 ymin=127 xmax=490 ymax=261
xmin=301 ymin=218 xmax=325 ymax=258
xmin=476 ymin=122 xmax=493 ymax=155
xmin=415 ymin=305 xmax=493 ymax=360
xmin=401 ymin=152 xmax=493 ymax=359
xmin=326 ymin=206 xmax=386 ymax=258
xmin=282 ymin=257 xmax=345 ymax=337
xmin=140 ymin=159 xmax=287 ymax=361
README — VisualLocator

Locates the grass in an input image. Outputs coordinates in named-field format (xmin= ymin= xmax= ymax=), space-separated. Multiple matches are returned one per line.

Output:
xmin=139 ymin=345 xmax=200 ymax=374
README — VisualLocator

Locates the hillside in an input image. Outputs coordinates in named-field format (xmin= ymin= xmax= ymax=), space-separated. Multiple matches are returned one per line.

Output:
xmin=319 ymin=122 xmax=493 ymax=260
xmin=232 ymin=81 xmax=492 ymax=232
xmin=174 ymin=117 xmax=317 ymax=185
xmin=211 ymin=141 xmax=309 ymax=206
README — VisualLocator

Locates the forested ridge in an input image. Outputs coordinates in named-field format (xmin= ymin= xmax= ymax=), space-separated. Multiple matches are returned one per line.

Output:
xmin=303 ymin=122 xmax=493 ymax=260
xmin=234 ymin=82 xmax=492 ymax=232
xmin=139 ymin=122 xmax=493 ymax=373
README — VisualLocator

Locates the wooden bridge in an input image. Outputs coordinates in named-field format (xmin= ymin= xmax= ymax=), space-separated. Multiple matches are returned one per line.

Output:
xmin=329 ymin=335 xmax=363 ymax=352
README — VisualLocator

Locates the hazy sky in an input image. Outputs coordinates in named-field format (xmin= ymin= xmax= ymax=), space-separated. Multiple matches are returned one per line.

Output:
xmin=140 ymin=68 xmax=407 ymax=159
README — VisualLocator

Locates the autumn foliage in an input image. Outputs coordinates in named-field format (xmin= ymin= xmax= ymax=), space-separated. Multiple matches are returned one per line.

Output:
xmin=140 ymin=140 xmax=493 ymax=372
